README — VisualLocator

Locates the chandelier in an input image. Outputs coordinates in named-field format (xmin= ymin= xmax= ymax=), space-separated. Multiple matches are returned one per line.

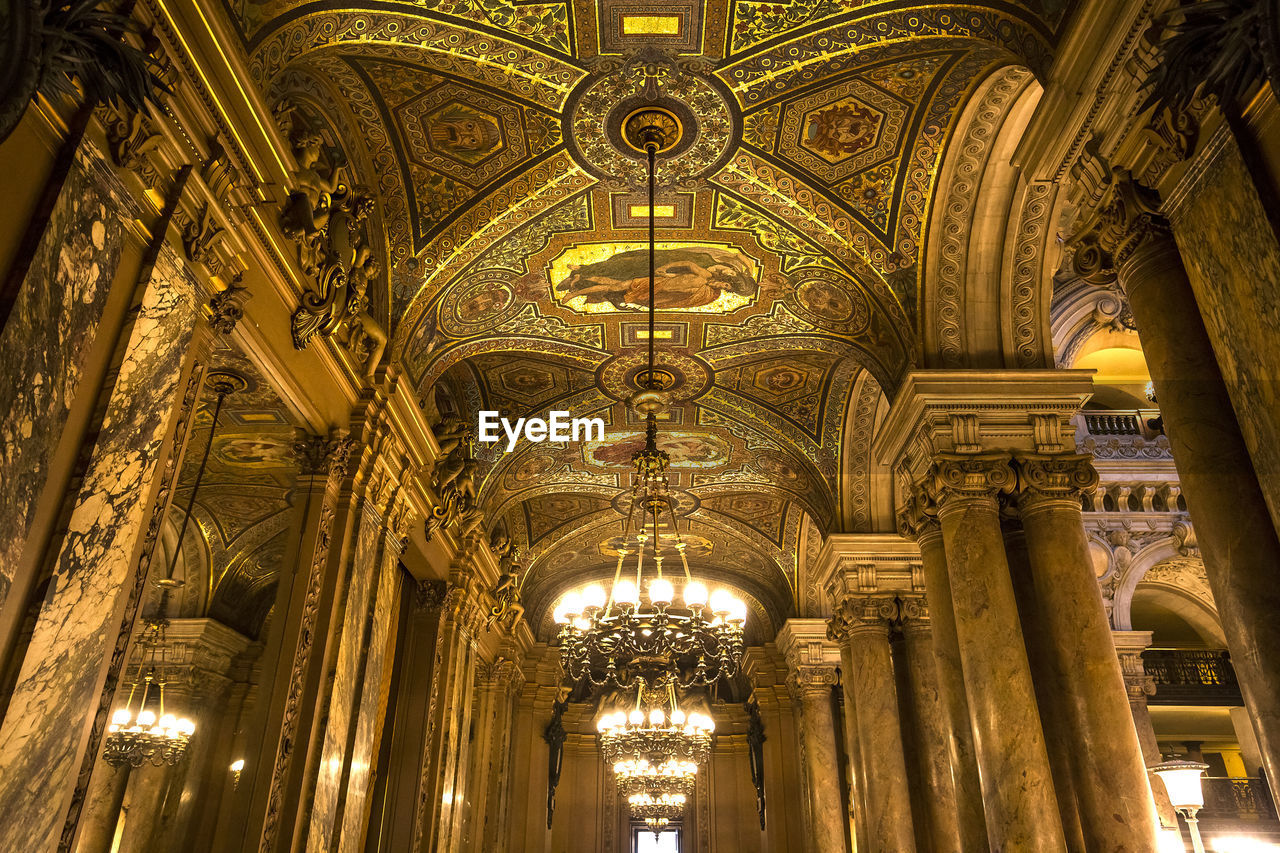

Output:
xmin=105 ymin=582 xmax=196 ymax=767
xmin=553 ymin=110 xmax=747 ymax=691
xmin=105 ymin=372 xmax=241 ymax=766
xmin=597 ymin=675 xmax=714 ymax=833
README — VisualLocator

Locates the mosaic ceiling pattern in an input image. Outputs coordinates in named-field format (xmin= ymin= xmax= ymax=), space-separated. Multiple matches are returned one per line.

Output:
xmin=231 ymin=0 xmax=1071 ymax=630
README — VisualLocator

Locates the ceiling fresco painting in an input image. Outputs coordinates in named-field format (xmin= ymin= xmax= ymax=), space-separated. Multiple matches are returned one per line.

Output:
xmin=228 ymin=0 xmax=1073 ymax=632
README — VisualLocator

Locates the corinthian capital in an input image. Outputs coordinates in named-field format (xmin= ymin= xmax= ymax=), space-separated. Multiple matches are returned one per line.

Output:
xmin=1068 ymin=169 xmax=1170 ymax=285
xmin=1014 ymin=453 xmax=1100 ymax=505
xmin=897 ymin=594 xmax=929 ymax=631
xmin=293 ymin=432 xmax=357 ymax=478
xmin=787 ymin=663 xmax=840 ymax=698
xmin=828 ymin=594 xmax=898 ymax=641
xmin=923 ymin=453 xmax=1015 ymax=507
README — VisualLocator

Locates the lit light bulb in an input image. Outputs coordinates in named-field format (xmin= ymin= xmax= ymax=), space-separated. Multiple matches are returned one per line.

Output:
xmin=614 ymin=579 xmax=640 ymax=608
xmin=553 ymin=601 xmax=570 ymax=624
xmin=727 ymin=598 xmax=747 ymax=624
xmin=573 ymin=617 xmax=592 ymax=632
xmin=178 ymin=718 xmax=195 ymax=736
xmin=629 ymin=709 xmax=645 ymax=725
xmin=137 ymin=710 xmax=156 ymax=727
xmin=582 ymin=583 xmax=607 ymax=612
xmin=649 ymin=577 xmax=674 ymax=606
xmin=159 ymin=714 xmax=177 ymax=732
xmin=230 ymin=758 xmax=245 ymax=773
xmin=597 ymin=717 xmax=610 ymax=733
xmin=671 ymin=709 xmax=686 ymax=725
xmin=709 ymin=588 xmax=733 ymax=616
xmin=649 ymin=708 xmax=665 ymax=726
xmin=682 ymin=580 xmax=708 ymax=608
xmin=111 ymin=709 xmax=131 ymax=727
xmin=562 ymin=591 xmax=583 ymax=619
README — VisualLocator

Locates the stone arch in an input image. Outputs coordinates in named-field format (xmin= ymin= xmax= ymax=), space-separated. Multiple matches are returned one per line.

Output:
xmin=920 ymin=63 xmax=1052 ymax=368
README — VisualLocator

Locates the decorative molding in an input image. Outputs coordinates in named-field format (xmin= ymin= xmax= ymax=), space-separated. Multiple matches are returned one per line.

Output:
xmin=1008 ymin=180 xmax=1056 ymax=368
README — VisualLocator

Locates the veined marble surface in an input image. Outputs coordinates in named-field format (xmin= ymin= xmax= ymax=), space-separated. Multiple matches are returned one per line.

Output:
xmin=0 ymin=154 xmax=128 ymax=614
xmin=338 ymin=527 xmax=404 ymax=853
xmin=0 ymin=243 xmax=197 ymax=852
xmin=307 ymin=499 xmax=385 ymax=852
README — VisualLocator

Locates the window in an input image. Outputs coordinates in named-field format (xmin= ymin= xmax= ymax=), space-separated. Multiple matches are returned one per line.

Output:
xmin=632 ymin=825 xmax=681 ymax=853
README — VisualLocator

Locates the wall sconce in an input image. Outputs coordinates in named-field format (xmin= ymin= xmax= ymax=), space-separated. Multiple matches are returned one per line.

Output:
xmin=230 ymin=758 xmax=245 ymax=790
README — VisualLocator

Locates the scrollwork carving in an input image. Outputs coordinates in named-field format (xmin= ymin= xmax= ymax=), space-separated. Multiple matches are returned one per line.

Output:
xmin=1014 ymin=453 xmax=1101 ymax=504
xmin=1067 ymin=169 xmax=1170 ymax=285
xmin=923 ymin=453 xmax=1016 ymax=507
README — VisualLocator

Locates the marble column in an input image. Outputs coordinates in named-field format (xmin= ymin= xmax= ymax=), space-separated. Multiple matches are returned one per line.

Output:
xmin=1074 ymin=176 xmax=1280 ymax=808
xmin=0 ymin=239 xmax=203 ymax=853
xmin=899 ymin=518 xmax=987 ymax=851
xmin=1113 ymin=630 xmax=1177 ymax=828
xmin=925 ymin=454 xmax=1067 ymax=852
xmin=1002 ymin=515 xmax=1087 ymax=853
xmin=224 ymin=432 xmax=354 ymax=853
xmin=74 ymin=764 xmax=129 ymax=853
xmin=306 ymin=463 xmax=412 ymax=852
xmin=777 ymin=622 xmax=850 ymax=853
xmin=471 ymin=655 xmax=526 ymax=853
xmin=827 ymin=598 xmax=915 ymax=853
xmin=897 ymin=595 xmax=964 ymax=853
xmin=1013 ymin=453 xmax=1161 ymax=849
xmin=413 ymin=573 xmax=485 ymax=853
xmin=116 ymin=762 xmax=174 ymax=852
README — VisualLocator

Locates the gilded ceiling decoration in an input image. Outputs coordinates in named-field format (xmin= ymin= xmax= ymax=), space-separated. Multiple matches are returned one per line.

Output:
xmin=225 ymin=0 xmax=1074 ymax=630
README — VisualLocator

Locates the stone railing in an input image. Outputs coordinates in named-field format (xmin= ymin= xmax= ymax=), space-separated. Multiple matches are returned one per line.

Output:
xmin=1076 ymin=408 xmax=1172 ymax=460
xmin=1202 ymin=777 xmax=1278 ymax=821
xmin=1142 ymin=648 xmax=1242 ymax=705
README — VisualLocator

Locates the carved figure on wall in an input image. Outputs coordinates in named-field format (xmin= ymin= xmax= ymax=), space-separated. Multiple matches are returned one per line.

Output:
xmin=544 ymin=687 xmax=571 ymax=829
xmin=745 ymin=696 xmax=767 ymax=829
xmin=425 ymin=431 xmax=484 ymax=541
xmin=280 ymin=110 xmax=390 ymax=382
xmin=487 ymin=545 xmax=525 ymax=631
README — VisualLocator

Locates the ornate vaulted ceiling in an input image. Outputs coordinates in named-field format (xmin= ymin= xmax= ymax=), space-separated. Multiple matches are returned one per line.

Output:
xmin=225 ymin=0 xmax=1072 ymax=635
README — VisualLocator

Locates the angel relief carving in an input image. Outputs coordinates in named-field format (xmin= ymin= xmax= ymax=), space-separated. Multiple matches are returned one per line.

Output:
xmin=279 ymin=109 xmax=387 ymax=380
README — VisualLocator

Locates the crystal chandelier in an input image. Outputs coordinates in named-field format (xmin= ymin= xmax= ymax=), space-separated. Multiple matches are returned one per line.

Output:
xmin=104 ymin=372 xmax=241 ymax=766
xmin=597 ymin=675 xmax=714 ymax=833
xmin=552 ymin=110 xmax=747 ymax=690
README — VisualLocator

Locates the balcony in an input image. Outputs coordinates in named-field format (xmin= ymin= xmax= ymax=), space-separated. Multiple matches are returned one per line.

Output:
xmin=1142 ymin=648 xmax=1243 ymax=706
xmin=1202 ymin=777 xmax=1278 ymax=821
xmin=1077 ymin=408 xmax=1172 ymax=461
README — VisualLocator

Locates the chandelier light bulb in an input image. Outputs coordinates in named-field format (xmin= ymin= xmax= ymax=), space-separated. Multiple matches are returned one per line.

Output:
xmin=709 ymin=588 xmax=733 ymax=616
xmin=649 ymin=577 xmax=674 ymax=606
xmin=614 ymin=579 xmax=640 ymax=608
xmin=178 ymin=718 xmax=195 ymax=736
xmin=110 ymin=709 xmax=131 ymax=728
xmin=681 ymin=580 xmax=708 ymax=608
xmin=649 ymin=708 xmax=665 ymax=726
xmin=582 ymin=583 xmax=608 ymax=612
xmin=728 ymin=598 xmax=747 ymax=624
xmin=553 ymin=601 xmax=570 ymax=624
xmin=671 ymin=709 xmax=686 ymax=725
xmin=629 ymin=709 xmax=645 ymax=725
xmin=159 ymin=713 xmax=177 ymax=732
xmin=573 ymin=617 xmax=592 ymax=632
xmin=562 ymin=591 xmax=584 ymax=619
xmin=137 ymin=709 xmax=156 ymax=728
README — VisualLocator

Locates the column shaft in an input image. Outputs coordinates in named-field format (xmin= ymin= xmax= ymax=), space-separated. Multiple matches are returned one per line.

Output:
xmin=1114 ymin=631 xmax=1178 ymax=828
xmin=898 ymin=609 xmax=963 ymax=853
xmin=911 ymin=527 xmax=987 ymax=851
xmin=0 ymin=242 xmax=202 ymax=853
xmin=1015 ymin=456 xmax=1161 ymax=850
xmin=74 ymin=764 xmax=129 ymax=853
xmin=794 ymin=676 xmax=849 ymax=853
xmin=931 ymin=457 xmax=1066 ymax=852
xmin=1119 ymin=231 xmax=1280 ymax=807
xmin=836 ymin=613 xmax=915 ymax=853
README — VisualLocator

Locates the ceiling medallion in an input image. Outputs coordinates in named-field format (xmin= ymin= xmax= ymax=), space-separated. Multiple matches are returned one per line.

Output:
xmin=564 ymin=53 xmax=738 ymax=189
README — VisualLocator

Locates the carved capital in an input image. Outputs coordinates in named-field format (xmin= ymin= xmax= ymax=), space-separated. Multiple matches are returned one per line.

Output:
xmin=1014 ymin=453 xmax=1100 ymax=506
xmin=828 ymin=594 xmax=898 ymax=641
xmin=896 ymin=484 xmax=940 ymax=542
xmin=923 ymin=453 xmax=1015 ymax=508
xmin=207 ymin=278 xmax=251 ymax=334
xmin=293 ymin=433 xmax=357 ymax=479
xmin=1069 ymin=170 xmax=1171 ymax=285
xmin=897 ymin=594 xmax=930 ymax=632
xmin=786 ymin=663 xmax=839 ymax=698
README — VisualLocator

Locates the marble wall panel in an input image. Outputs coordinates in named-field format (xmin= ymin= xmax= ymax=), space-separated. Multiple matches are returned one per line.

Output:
xmin=0 ymin=241 xmax=198 ymax=852
xmin=1169 ymin=127 xmax=1280 ymax=536
xmin=0 ymin=152 xmax=131 ymax=612
xmin=307 ymin=499 xmax=384 ymax=851
xmin=337 ymin=531 xmax=403 ymax=853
